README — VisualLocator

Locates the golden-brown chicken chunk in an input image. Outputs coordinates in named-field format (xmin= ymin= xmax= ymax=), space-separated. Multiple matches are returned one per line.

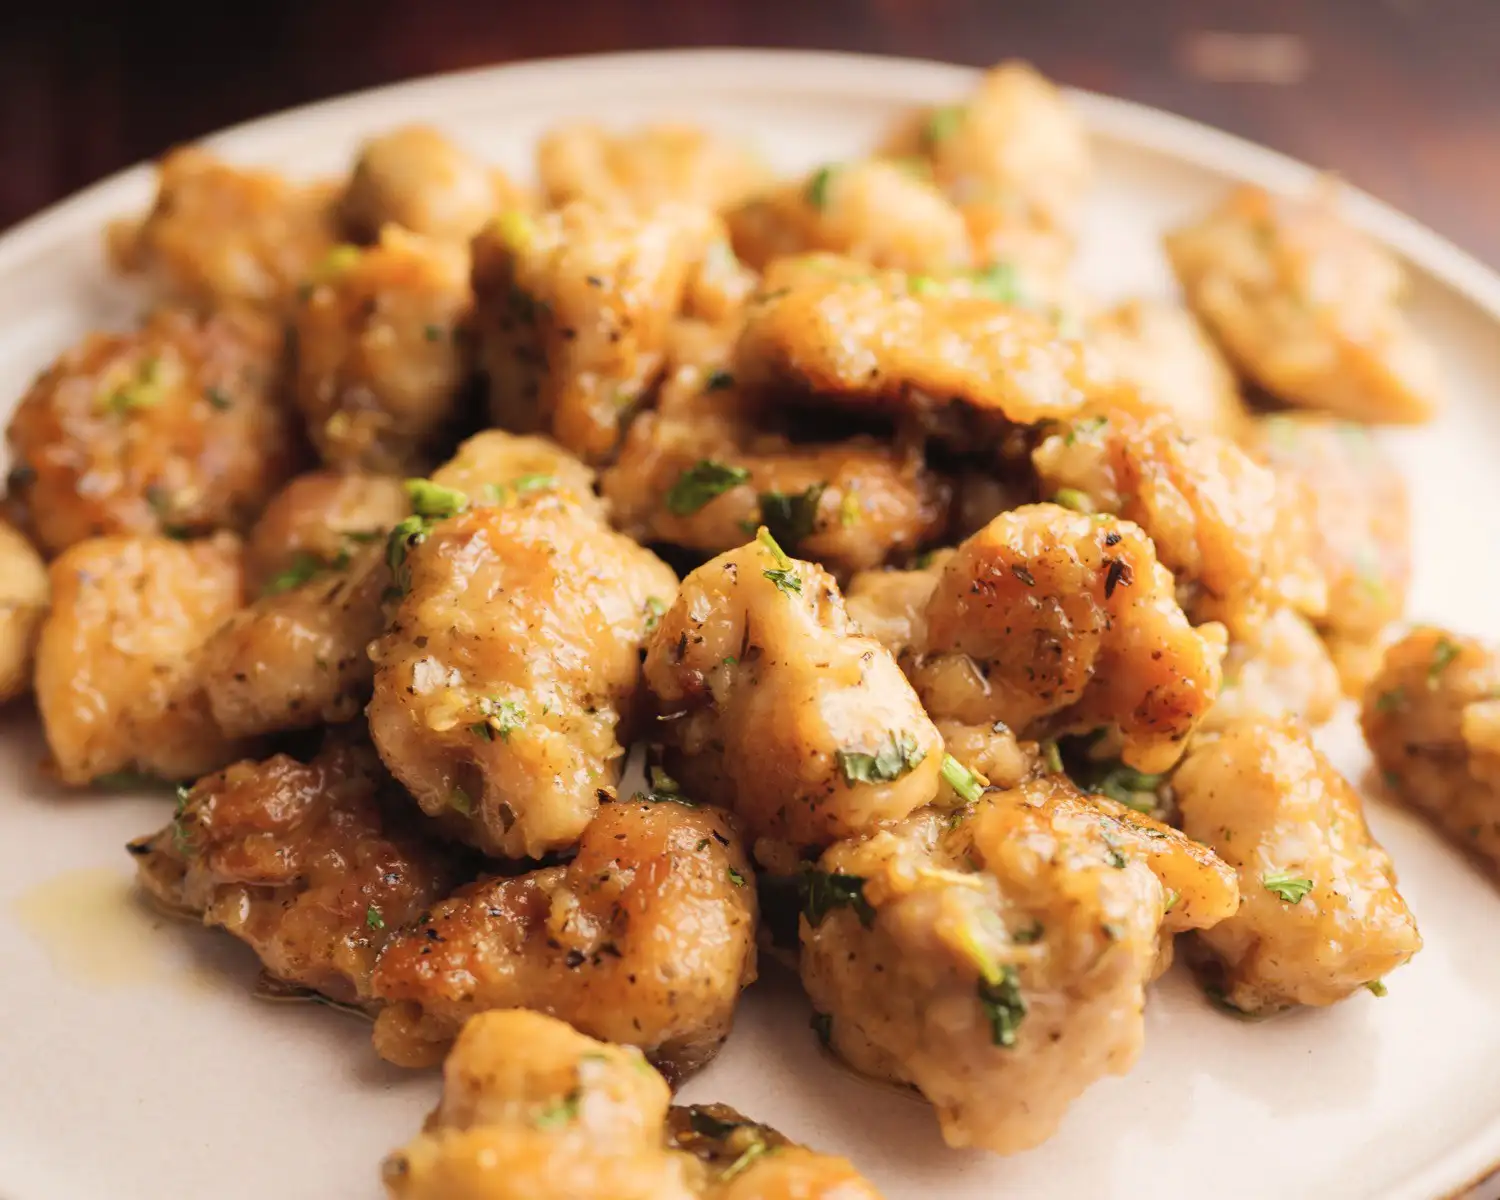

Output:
xmin=643 ymin=534 xmax=944 ymax=849
xmin=109 ymin=147 xmax=338 ymax=313
xmin=1033 ymin=411 xmax=1326 ymax=635
xmin=1247 ymin=414 xmax=1410 ymax=690
xmin=1203 ymin=606 xmax=1342 ymax=732
xmin=1176 ymin=720 xmax=1421 ymax=1012
xmin=1363 ymin=628 xmax=1500 ymax=875
xmin=0 ymin=519 xmax=48 ymax=702
xmin=372 ymin=797 xmax=757 ymax=1078
xmin=35 ymin=534 xmax=248 ymax=784
xmin=382 ymin=1010 xmax=697 ymax=1200
xmin=201 ymin=543 xmax=391 ymax=738
xmin=896 ymin=60 xmax=1091 ymax=229
xmin=1085 ymin=299 xmax=1249 ymax=439
xmin=601 ymin=324 xmax=950 ymax=576
xmin=242 ymin=469 xmax=407 ymax=597
xmin=1166 ymin=183 xmax=1441 ymax=423
xmin=734 ymin=261 xmax=1127 ymax=446
xmin=428 ymin=427 xmax=603 ymax=520
xmin=472 ymin=201 xmax=717 ymax=462
xmin=130 ymin=736 xmax=461 ymax=1006
xmin=802 ymin=777 xmax=1233 ymax=1155
xmin=292 ymin=227 xmax=473 ymax=474
xmin=6 ymin=307 xmax=300 ymax=557
xmin=342 ymin=125 xmax=524 ymax=244
xmin=538 ymin=122 xmax=771 ymax=213
xmin=728 ymin=159 xmax=971 ymax=273
xmin=666 ymin=1104 xmax=885 ymax=1200
xmin=369 ymin=472 xmax=676 ymax=858
xmin=913 ymin=505 xmax=1225 ymax=775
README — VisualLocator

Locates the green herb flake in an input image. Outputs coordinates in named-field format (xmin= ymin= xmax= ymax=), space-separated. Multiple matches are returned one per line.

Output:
xmin=940 ymin=753 xmax=986 ymax=804
xmin=1375 ymin=687 xmax=1406 ymax=714
xmin=423 ymin=323 xmax=444 ymax=342
xmin=1094 ymin=765 xmax=1164 ymax=813
xmin=170 ymin=784 xmax=195 ymax=856
xmin=719 ymin=1138 xmax=769 ymax=1182
xmin=204 ymin=385 xmax=233 ymax=411
xmin=837 ymin=731 xmax=927 ymax=786
xmin=1102 ymin=837 xmax=1128 ymax=870
xmin=756 ymin=526 xmax=802 ymax=596
xmin=642 ymin=765 xmax=697 ymax=807
xmin=384 ymin=514 xmax=428 ymax=595
xmin=404 ymin=478 xmax=470 ymax=520
xmin=805 ymin=164 xmax=841 ymax=210
xmin=922 ymin=104 xmax=966 ymax=147
xmin=810 ymin=1011 xmax=834 ymax=1046
xmin=802 ymin=869 xmax=875 ymax=929
xmin=1262 ymin=869 xmax=1314 ymax=904
xmin=908 ymin=274 xmax=942 ymax=296
xmin=261 ymin=551 xmax=325 ymax=597
xmin=449 ymin=786 xmax=475 ymax=817
xmin=476 ymin=697 xmax=526 ymax=741
xmin=1064 ymin=414 xmax=1108 ymax=446
xmin=365 ymin=905 xmax=386 ymax=931
xmin=665 ymin=460 xmax=751 ymax=516
xmin=976 ymin=964 xmax=1027 ymax=1048
xmin=1052 ymin=487 xmax=1095 ymax=514
xmin=727 ymin=866 xmax=747 ymax=888
xmin=532 ymin=1090 xmax=581 ymax=1130
xmin=1040 ymin=740 xmax=1063 ymax=776
xmin=759 ymin=483 xmax=826 ymax=550
xmin=969 ymin=262 xmax=1022 ymax=304
xmin=1429 ymin=637 xmax=1461 ymax=686
xmin=1366 ymin=978 xmax=1388 ymax=997
xmin=512 ymin=473 xmax=557 ymax=496
xmin=704 ymin=369 xmax=735 ymax=392
xmin=643 ymin=595 xmax=667 ymax=634
xmin=106 ymin=356 xmax=165 ymax=414
xmin=1164 ymin=888 xmax=1181 ymax=914
xmin=838 ymin=490 xmax=860 ymax=527
xmin=1013 ymin=921 xmax=1045 ymax=945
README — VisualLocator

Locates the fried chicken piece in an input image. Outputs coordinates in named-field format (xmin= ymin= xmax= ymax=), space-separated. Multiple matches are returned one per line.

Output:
xmin=35 ymin=533 xmax=248 ymax=784
xmin=342 ymin=125 xmax=525 ymax=244
xmin=1033 ymin=410 xmax=1327 ymax=635
xmin=728 ymin=159 xmax=971 ymax=273
xmin=1166 ymin=182 xmax=1441 ymax=423
xmin=472 ymin=200 xmax=718 ymax=462
xmin=734 ymin=259 xmax=1127 ymax=446
xmin=642 ymin=535 xmax=943 ymax=849
xmin=538 ymin=122 xmax=771 ymax=213
xmin=914 ymin=504 xmax=1224 ymax=775
xmin=1362 ymin=628 xmax=1500 ymax=875
xmin=6 ymin=307 xmax=300 ymax=557
xmin=893 ymin=60 xmax=1091 ymax=230
xmin=1085 ymin=299 xmax=1249 ymax=439
xmin=108 ymin=146 xmax=338 ymax=313
xmin=1175 ymin=720 xmax=1421 ymax=1012
xmin=381 ymin=1011 xmax=697 ymax=1200
xmin=600 ymin=320 xmax=950 ymax=576
xmin=1203 ymin=606 xmax=1342 ymax=732
xmin=801 ymin=777 xmax=1234 ymax=1155
xmin=1247 ymin=413 xmax=1410 ymax=691
xmin=201 ymin=542 xmax=391 ymax=738
xmin=369 ymin=459 xmax=676 ymax=857
xmin=428 ymin=427 xmax=604 ymax=519
xmin=130 ymin=736 xmax=461 ymax=1006
xmin=0 ymin=519 xmax=48 ymax=702
xmin=241 ymin=469 xmax=407 ymax=597
xmin=371 ymin=797 xmax=757 ymax=1078
xmin=667 ymin=1104 xmax=884 ymax=1199
xmin=291 ymin=226 xmax=474 ymax=474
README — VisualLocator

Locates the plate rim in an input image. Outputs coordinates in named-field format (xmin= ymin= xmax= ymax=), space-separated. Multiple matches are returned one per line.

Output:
xmin=2 ymin=45 xmax=1497 ymax=1200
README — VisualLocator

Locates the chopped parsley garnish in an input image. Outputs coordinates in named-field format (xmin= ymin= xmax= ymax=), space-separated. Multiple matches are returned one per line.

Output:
xmin=1262 ymin=870 xmax=1314 ymax=904
xmin=908 ymin=274 xmax=941 ymax=296
xmin=643 ymin=595 xmax=667 ymax=634
xmin=804 ymin=164 xmax=840 ymax=210
xmin=106 ymin=357 xmax=165 ymax=414
xmin=727 ymin=866 xmax=747 ymax=887
xmin=836 ymin=730 xmax=926 ymax=786
xmin=969 ymin=262 xmax=1022 ymax=304
xmin=1102 ymin=837 xmax=1128 ymax=870
xmin=1374 ymin=687 xmax=1407 ymax=714
xmin=665 ymin=460 xmax=750 ymax=515
xmin=1429 ymin=637 xmax=1461 ymax=685
xmin=719 ymin=1138 xmax=768 ymax=1182
xmin=365 ymin=905 xmax=386 ymax=931
xmin=758 ymin=483 xmax=826 ymax=549
xmin=204 ymin=385 xmax=233 ymax=411
xmin=385 ymin=479 xmax=470 ymax=595
xmin=922 ymin=103 xmax=966 ymax=146
xmin=472 ymin=697 xmax=526 ymax=742
xmin=705 ymin=369 xmax=735 ymax=391
xmin=1094 ymin=765 xmax=1164 ymax=813
xmin=1365 ymin=979 xmax=1388 ymax=997
xmin=261 ymin=551 xmax=325 ymax=596
xmin=1052 ymin=487 xmax=1095 ymax=514
xmin=802 ymin=869 xmax=875 ymax=928
xmin=385 ymin=515 xmax=428 ymax=595
xmin=449 ymin=786 xmax=475 ymax=817
xmin=940 ymin=753 xmax=986 ymax=804
xmin=810 ymin=1011 xmax=834 ymax=1046
xmin=1164 ymin=888 xmax=1181 ymax=914
xmin=1064 ymin=414 xmax=1108 ymax=445
xmin=422 ymin=323 xmax=444 ymax=342
xmin=512 ymin=473 xmax=556 ymax=495
xmin=532 ymin=1090 xmax=581 ymax=1130
xmin=1040 ymin=740 xmax=1063 ymax=775
xmin=976 ymin=964 xmax=1027 ymax=1048
xmin=755 ymin=526 xmax=802 ymax=596
xmin=838 ymin=490 xmax=860 ymax=527
xmin=170 ymin=784 xmax=195 ymax=856
xmin=405 ymin=478 xmax=469 ymax=519
xmin=642 ymin=765 xmax=696 ymax=807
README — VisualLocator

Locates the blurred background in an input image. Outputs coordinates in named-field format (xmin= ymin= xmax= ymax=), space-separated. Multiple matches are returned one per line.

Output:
xmin=2 ymin=0 xmax=1497 ymax=261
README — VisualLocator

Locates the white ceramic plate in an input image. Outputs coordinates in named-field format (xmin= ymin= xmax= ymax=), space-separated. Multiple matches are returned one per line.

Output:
xmin=2 ymin=49 xmax=1499 ymax=1200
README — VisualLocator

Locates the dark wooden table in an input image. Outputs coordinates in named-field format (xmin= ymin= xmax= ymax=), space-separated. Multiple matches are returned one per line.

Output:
xmin=3 ymin=0 xmax=1497 ymax=263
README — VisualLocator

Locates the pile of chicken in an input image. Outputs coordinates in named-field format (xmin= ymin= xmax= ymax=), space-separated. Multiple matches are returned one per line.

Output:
xmin=3 ymin=59 xmax=1484 ymax=1195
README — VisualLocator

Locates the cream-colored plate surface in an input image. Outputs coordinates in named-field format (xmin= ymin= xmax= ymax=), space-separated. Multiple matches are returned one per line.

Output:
xmin=1 ymin=49 xmax=1498 ymax=1200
